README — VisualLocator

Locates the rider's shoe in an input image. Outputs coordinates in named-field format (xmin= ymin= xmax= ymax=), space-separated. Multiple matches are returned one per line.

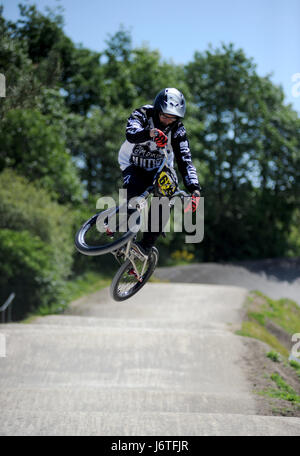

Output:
xmin=105 ymin=226 xmax=114 ymax=237
xmin=128 ymin=268 xmax=143 ymax=282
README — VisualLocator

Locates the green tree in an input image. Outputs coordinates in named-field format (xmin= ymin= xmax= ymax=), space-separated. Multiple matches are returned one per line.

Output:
xmin=0 ymin=6 xmax=43 ymax=116
xmin=0 ymin=109 xmax=83 ymax=203
xmin=185 ymin=44 xmax=300 ymax=260
xmin=63 ymin=45 xmax=104 ymax=115
xmin=66 ymin=106 xmax=127 ymax=196
xmin=2 ymin=2 xmax=300 ymax=266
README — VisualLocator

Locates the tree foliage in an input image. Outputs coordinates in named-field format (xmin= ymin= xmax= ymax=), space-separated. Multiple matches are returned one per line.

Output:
xmin=0 ymin=3 xmax=300 ymax=319
xmin=0 ymin=108 xmax=83 ymax=203
xmin=185 ymin=44 xmax=300 ymax=259
xmin=0 ymin=170 xmax=75 ymax=319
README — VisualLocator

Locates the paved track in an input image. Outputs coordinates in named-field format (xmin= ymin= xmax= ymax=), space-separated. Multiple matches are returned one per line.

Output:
xmin=0 ymin=283 xmax=299 ymax=436
xmin=155 ymin=261 xmax=300 ymax=306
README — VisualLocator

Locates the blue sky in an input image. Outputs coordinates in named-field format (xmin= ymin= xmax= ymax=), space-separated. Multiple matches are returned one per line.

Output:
xmin=2 ymin=0 xmax=300 ymax=112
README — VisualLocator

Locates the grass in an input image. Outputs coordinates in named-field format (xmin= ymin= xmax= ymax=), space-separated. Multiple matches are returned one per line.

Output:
xmin=62 ymin=271 xmax=111 ymax=302
xmin=259 ymin=373 xmax=300 ymax=405
xmin=236 ymin=291 xmax=300 ymax=357
xmin=252 ymin=291 xmax=300 ymax=335
xmin=236 ymin=290 xmax=300 ymax=416
xmin=22 ymin=271 xmax=111 ymax=323
xmin=290 ymin=360 xmax=300 ymax=379
xmin=236 ymin=320 xmax=289 ymax=357
xmin=267 ymin=351 xmax=281 ymax=362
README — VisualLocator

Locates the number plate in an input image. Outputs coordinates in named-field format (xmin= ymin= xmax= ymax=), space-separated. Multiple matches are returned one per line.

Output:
xmin=158 ymin=171 xmax=176 ymax=196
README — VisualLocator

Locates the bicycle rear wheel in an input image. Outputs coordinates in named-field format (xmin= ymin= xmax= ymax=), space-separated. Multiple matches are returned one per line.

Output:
xmin=75 ymin=204 xmax=141 ymax=256
xmin=110 ymin=247 xmax=159 ymax=301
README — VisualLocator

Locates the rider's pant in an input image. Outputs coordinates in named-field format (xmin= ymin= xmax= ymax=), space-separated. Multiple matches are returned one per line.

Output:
xmin=122 ymin=164 xmax=175 ymax=247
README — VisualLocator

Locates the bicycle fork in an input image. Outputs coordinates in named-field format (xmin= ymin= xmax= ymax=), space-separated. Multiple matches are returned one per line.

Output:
xmin=112 ymin=239 xmax=148 ymax=282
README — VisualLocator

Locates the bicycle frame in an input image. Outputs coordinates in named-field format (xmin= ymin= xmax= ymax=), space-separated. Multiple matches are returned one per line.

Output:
xmin=75 ymin=144 xmax=195 ymax=298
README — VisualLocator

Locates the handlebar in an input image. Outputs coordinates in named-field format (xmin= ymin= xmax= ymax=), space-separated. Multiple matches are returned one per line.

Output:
xmin=171 ymin=189 xmax=189 ymax=198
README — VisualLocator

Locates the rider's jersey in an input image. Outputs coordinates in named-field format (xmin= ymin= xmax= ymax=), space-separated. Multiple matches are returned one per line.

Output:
xmin=118 ymin=105 xmax=200 ymax=193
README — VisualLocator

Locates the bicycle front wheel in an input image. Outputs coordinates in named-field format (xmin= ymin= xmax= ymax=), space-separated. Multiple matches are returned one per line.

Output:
xmin=75 ymin=204 xmax=141 ymax=256
xmin=110 ymin=247 xmax=159 ymax=301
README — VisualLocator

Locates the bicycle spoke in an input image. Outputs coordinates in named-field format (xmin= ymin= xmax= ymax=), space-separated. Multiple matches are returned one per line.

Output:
xmin=117 ymin=260 xmax=146 ymax=296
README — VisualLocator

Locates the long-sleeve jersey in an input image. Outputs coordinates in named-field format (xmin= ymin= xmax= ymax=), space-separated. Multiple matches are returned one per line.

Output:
xmin=118 ymin=105 xmax=200 ymax=193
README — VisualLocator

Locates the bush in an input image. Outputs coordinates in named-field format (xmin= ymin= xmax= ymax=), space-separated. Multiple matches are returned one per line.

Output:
xmin=0 ymin=169 xmax=75 ymax=319
xmin=171 ymin=249 xmax=195 ymax=264
xmin=0 ymin=229 xmax=66 ymax=320
xmin=0 ymin=169 xmax=74 ymax=280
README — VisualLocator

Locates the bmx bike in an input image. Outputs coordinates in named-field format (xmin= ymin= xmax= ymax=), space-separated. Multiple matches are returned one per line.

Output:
xmin=75 ymin=147 xmax=191 ymax=301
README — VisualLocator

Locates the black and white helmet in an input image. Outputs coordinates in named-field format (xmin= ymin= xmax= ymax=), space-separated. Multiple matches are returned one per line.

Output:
xmin=154 ymin=88 xmax=186 ymax=118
